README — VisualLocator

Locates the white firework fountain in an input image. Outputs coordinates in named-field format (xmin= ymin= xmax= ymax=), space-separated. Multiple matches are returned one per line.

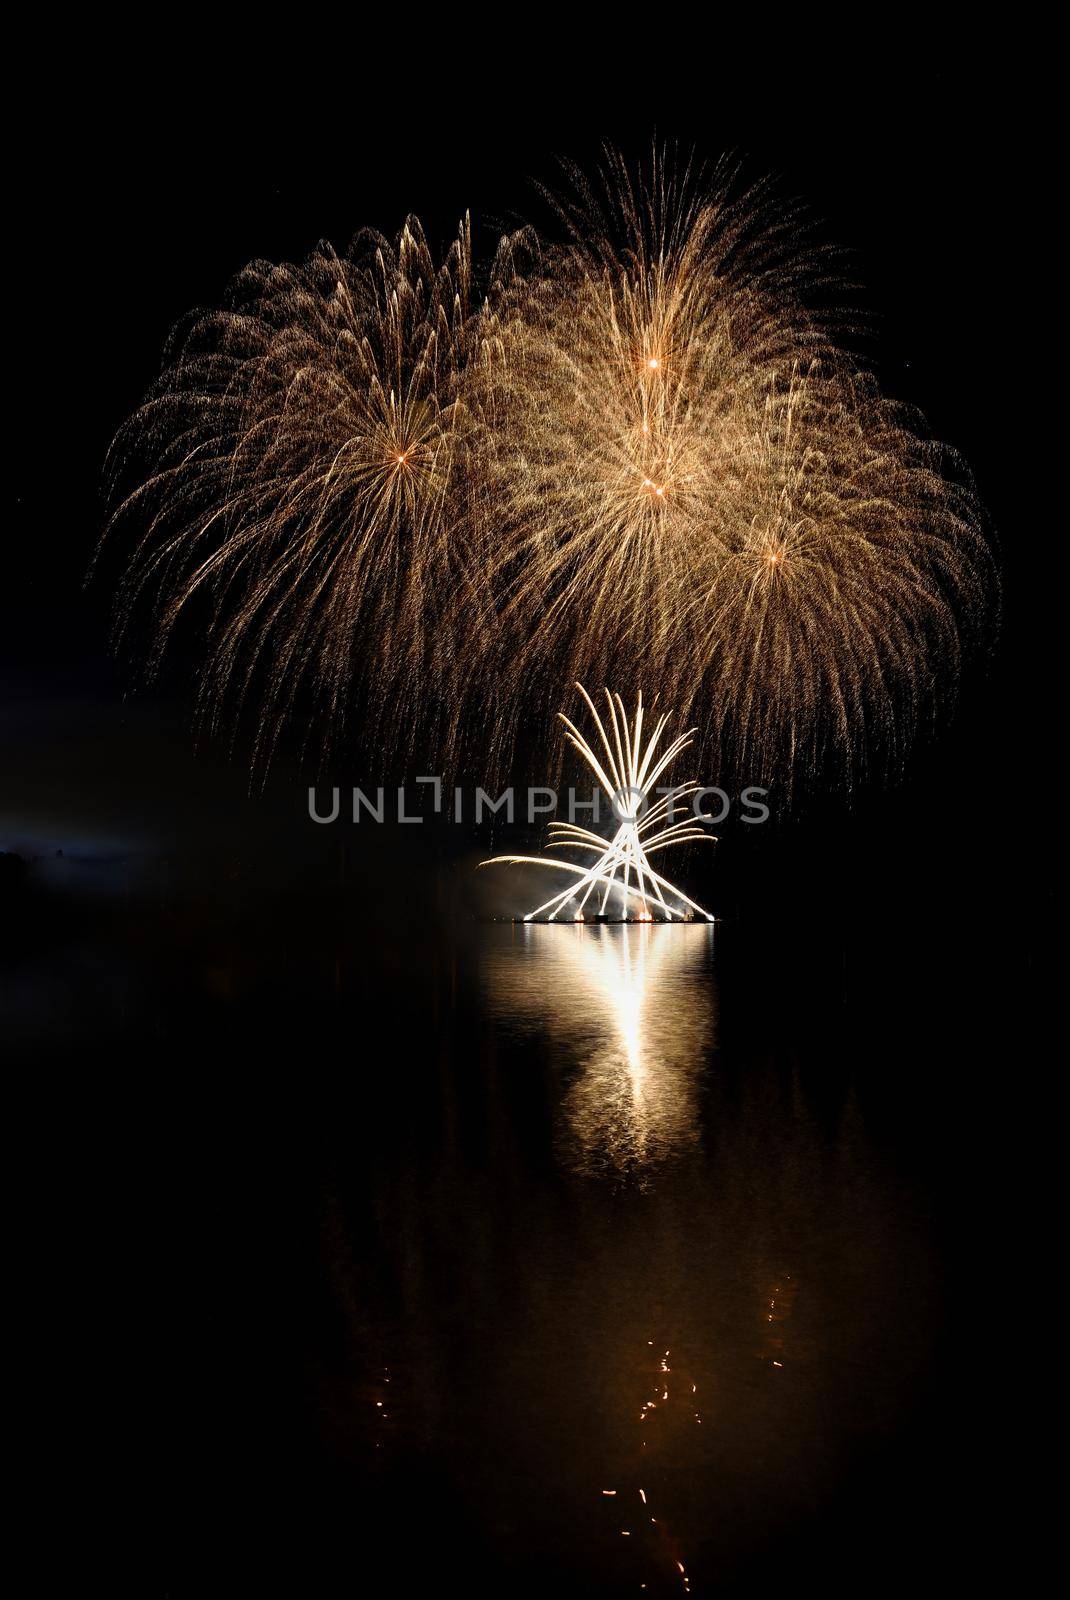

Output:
xmin=482 ymin=684 xmax=715 ymax=922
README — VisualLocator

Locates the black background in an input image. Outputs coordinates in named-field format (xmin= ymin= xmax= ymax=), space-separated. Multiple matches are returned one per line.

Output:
xmin=6 ymin=35 xmax=1054 ymax=1596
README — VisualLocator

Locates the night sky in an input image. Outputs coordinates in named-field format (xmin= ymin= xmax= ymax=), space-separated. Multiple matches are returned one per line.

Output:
xmin=6 ymin=38 xmax=1053 ymax=1596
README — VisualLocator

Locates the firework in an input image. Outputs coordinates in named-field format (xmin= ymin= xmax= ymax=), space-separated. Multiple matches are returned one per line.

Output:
xmin=474 ymin=151 xmax=994 ymax=790
xmin=103 ymin=215 xmax=513 ymax=770
xmin=480 ymin=685 xmax=715 ymax=921
xmin=104 ymin=150 xmax=995 ymax=789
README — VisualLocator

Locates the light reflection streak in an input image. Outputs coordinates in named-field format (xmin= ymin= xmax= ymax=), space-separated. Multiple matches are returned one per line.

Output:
xmin=601 ymin=1338 xmax=701 ymax=1592
xmin=481 ymin=922 xmax=715 ymax=1177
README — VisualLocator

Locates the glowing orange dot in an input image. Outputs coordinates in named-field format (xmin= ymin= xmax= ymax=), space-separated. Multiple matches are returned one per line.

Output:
xmin=648 ymin=357 xmax=659 ymax=370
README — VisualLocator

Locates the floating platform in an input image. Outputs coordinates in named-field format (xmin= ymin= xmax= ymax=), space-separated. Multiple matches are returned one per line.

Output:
xmin=481 ymin=914 xmax=705 ymax=925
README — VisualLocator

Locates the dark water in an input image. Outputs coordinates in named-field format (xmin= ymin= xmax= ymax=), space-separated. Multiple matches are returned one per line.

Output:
xmin=360 ymin=924 xmax=937 ymax=1597
xmin=331 ymin=925 xmax=936 ymax=1596
xmin=5 ymin=824 xmax=1039 ymax=1596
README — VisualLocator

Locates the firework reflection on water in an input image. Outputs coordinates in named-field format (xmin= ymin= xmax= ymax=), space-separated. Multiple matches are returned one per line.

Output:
xmin=482 ymin=922 xmax=714 ymax=1178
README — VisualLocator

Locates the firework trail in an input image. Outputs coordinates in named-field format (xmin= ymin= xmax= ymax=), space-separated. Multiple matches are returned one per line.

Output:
xmin=103 ymin=149 xmax=995 ymax=789
xmin=474 ymin=151 xmax=994 ymax=790
xmin=104 ymin=216 xmax=515 ymax=771
xmin=480 ymin=684 xmax=716 ymax=921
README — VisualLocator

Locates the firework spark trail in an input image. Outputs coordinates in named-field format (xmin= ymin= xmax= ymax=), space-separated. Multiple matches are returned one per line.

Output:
xmin=480 ymin=684 xmax=716 ymax=921
xmin=103 ymin=148 xmax=995 ymax=788
xmin=473 ymin=151 xmax=995 ymax=792
xmin=104 ymin=216 xmax=518 ymax=772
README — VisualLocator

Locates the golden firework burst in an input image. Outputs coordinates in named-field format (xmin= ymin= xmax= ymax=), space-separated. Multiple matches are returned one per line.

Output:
xmin=472 ymin=151 xmax=993 ymax=789
xmin=105 ymin=215 xmax=510 ymax=770
xmin=103 ymin=149 xmax=996 ymax=791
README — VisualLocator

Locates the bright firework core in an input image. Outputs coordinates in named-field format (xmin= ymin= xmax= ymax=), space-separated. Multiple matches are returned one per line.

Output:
xmin=482 ymin=685 xmax=715 ymax=922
